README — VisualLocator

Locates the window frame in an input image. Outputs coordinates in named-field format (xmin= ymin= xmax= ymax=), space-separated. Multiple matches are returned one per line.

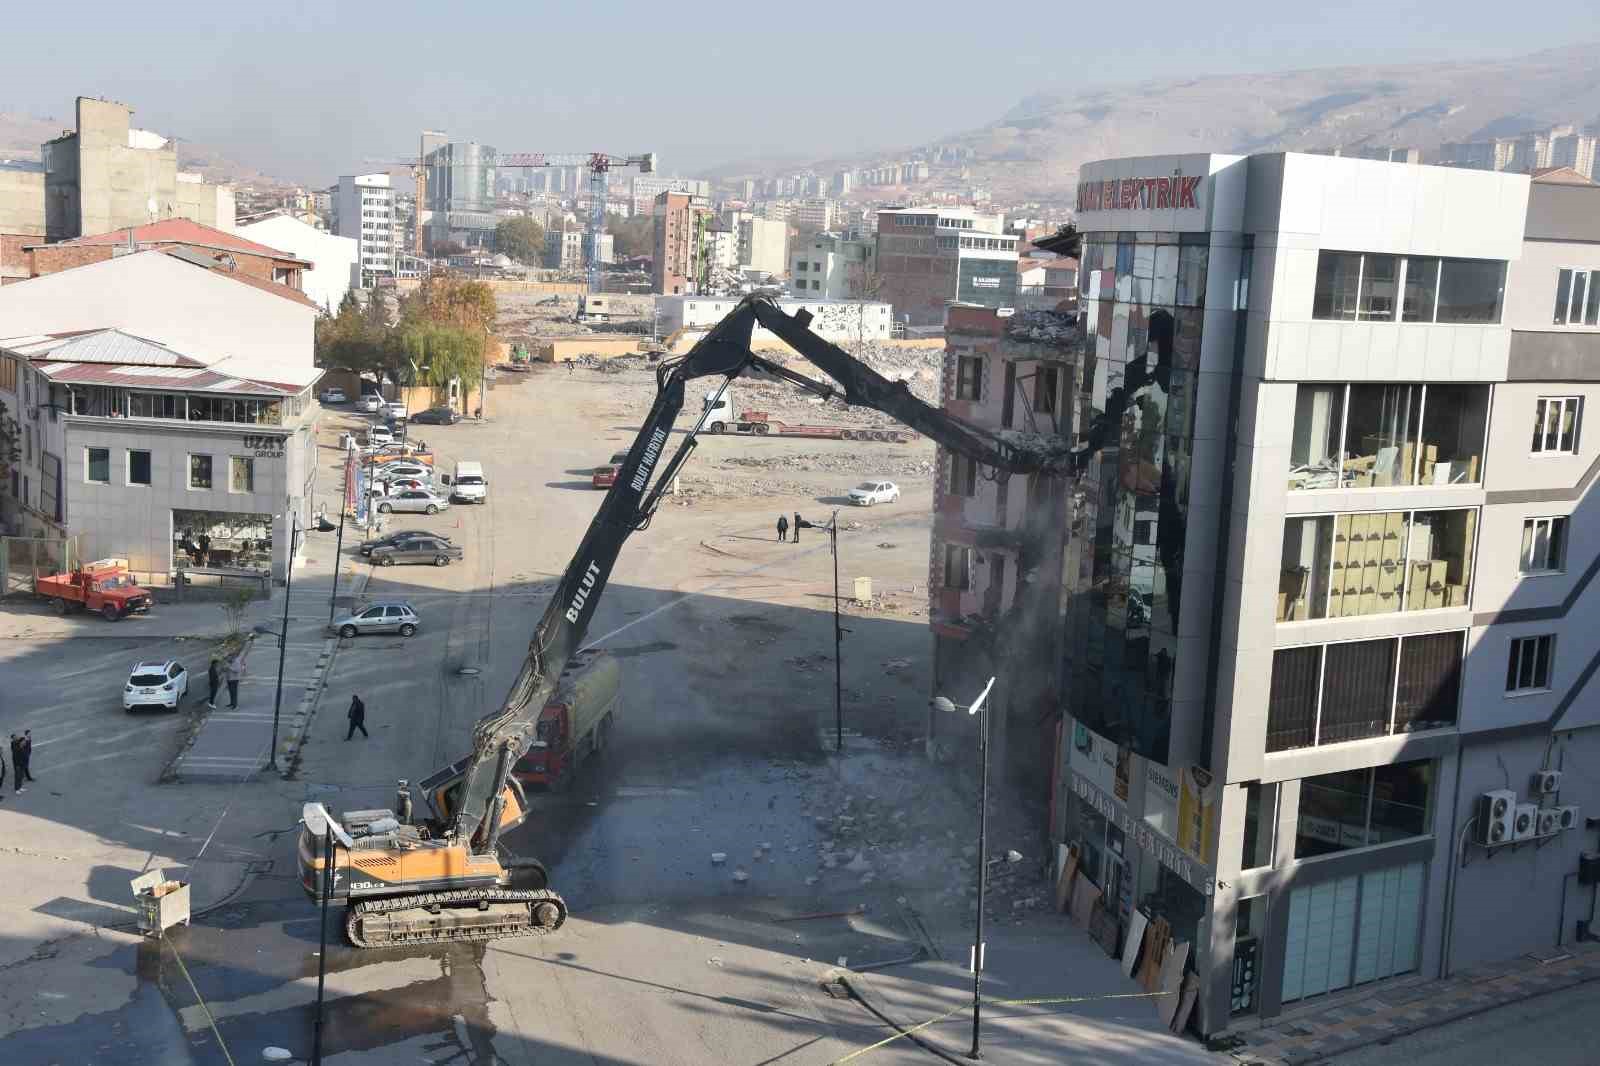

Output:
xmin=1520 ymin=516 xmax=1568 ymax=575
xmin=85 ymin=446 xmax=110 ymax=485
xmin=942 ymin=543 xmax=973 ymax=590
xmin=230 ymin=456 xmax=255 ymax=494
xmin=1506 ymin=634 xmax=1555 ymax=695
xmin=188 ymin=453 xmax=214 ymax=491
xmin=949 ymin=453 xmax=978 ymax=497
xmin=954 ymin=355 xmax=983 ymax=402
xmin=1312 ymin=250 xmax=1504 ymax=325
xmin=127 ymin=449 xmax=152 ymax=487
xmin=1289 ymin=382 xmax=1490 ymax=490
xmin=1277 ymin=507 xmax=1478 ymax=622
xmin=1553 ymin=268 xmax=1600 ymax=326
xmin=1532 ymin=396 xmax=1581 ymax=455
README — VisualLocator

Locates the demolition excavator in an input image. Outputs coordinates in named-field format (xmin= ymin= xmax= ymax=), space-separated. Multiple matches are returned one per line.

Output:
xmin=297 ymin=294 xmax=1075 ymax=948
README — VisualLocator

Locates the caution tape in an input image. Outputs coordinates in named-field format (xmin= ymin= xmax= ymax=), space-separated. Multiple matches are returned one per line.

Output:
xmin=162 ymin=931 xmax=238 ymax=1066
xmin=829 ymin=987 xmax=1168 ymax=1064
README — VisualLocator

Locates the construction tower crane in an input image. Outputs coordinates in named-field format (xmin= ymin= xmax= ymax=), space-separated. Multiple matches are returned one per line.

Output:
xmin=499 ymin=152 xmax=655 ymax=295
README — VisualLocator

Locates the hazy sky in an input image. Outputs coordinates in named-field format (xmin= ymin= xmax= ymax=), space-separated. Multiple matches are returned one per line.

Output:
xmin=2 ymin=2 xmax=1591 ymax=184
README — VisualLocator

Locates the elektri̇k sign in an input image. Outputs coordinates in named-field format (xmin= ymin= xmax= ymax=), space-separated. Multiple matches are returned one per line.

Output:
xmin=1076 ymin=175 xmax=1202 ymax=213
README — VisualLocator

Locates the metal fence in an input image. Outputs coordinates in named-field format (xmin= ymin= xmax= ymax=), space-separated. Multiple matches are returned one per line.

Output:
xmin=1 ymin=534 xmax=82 ymax=597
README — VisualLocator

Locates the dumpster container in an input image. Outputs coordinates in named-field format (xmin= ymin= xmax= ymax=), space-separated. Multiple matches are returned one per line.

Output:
xmin=131 ymin=869 xmax=191 ymax=935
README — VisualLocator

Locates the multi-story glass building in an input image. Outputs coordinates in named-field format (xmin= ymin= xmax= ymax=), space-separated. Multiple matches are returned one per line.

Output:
xmin=1055 ymin=153 xmax=1600 ymax=1036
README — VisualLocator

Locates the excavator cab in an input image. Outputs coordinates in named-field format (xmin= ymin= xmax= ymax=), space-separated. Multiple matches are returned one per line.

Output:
xmin=420 ymin=756 xmax=530 ymax=839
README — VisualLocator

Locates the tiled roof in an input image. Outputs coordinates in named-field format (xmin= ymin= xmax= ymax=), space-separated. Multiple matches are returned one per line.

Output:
xmin=0 ymin=328 xmax=205 ymax=367
xmin=51 ymin=218 xmax=307 ymax=262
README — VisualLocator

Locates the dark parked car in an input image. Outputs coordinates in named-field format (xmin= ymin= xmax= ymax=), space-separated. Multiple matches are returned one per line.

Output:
xmin=411 ymin=406 xmax=461 ymax=425
xmin=359 ymin=529 xmax=455 ymax=556
xmin=369 ymin=536 xmax=464 ymax=567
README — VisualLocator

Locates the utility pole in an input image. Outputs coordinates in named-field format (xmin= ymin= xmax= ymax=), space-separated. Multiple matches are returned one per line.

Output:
xmin=269 ymin=511 xmax=298 ymax=772
xmin=312 ymin=826 xmax=334 ymax=1064
xmin=327 ymin=489 xmax=347 ymax=627
xmin=829 ymin=510 xmax=844 ymax=753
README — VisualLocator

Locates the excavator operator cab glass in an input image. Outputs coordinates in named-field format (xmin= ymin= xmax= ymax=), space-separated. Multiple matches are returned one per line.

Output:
xmin=535 ymin=709 xmax=563 ymax=748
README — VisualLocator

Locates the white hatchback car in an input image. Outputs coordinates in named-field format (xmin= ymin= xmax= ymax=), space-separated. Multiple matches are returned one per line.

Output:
xmin=356 ymin=394 xmax=384 ymax=413
xmin=848 ymin=480 xmax=901 ymax=506
xmin=124 ymin=660 xmax=189 ymax=712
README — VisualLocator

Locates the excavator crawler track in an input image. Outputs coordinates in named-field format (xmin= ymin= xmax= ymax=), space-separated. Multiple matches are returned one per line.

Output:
xmin=345 ymin=888 xmax=567 ymax=948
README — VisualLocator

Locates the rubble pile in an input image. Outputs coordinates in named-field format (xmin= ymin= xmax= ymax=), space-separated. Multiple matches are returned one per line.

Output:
xmin=721 ymin=452 xmax=936 ymax=478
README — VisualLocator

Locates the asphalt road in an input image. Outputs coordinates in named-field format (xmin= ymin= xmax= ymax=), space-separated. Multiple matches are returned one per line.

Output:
xmin=1324 ymin=981 xmax=1600 ymax=1065
xmin=123 ymin=367 xmax=959 ymax=1065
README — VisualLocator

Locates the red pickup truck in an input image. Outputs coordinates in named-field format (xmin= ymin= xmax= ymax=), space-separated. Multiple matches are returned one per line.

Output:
xmin=37 ymin=563 xmax=153 ymax=621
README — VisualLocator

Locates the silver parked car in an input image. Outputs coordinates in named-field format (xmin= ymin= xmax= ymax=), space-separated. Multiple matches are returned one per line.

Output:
xmin=375 ymin=488 xmax=450 ymax=514
xmin=369 ymin=536 xmax=464 ymax=567
xmin=330 ymin=601 xmax=420 ymax=637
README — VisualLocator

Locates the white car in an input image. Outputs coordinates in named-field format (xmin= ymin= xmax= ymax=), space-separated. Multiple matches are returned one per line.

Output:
xmin=319 ymin=387 xmax=349 ymax=404
xmin=848 ymin=480 xmax=901 ymax=506
xmin=377 ymin=462 xmax=431 ymax=481
xmin=374 ymin=476 xmax=430 ymax=496
xmin=384 ymin=401 xmax=408 ymax=421
xmin=366 ymin=424 xmax=395 ymax=446
xmin=356 ymin=394 xmax=384 ymax=413
xmin=124 ymin=659 xmax=189 ymax=712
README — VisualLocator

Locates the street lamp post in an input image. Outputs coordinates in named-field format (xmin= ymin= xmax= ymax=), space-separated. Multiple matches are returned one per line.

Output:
xmin=327 ymin=493 xmax=347 ymax=627
xmin=933 ymin=676 xmax=998 ymax=1060
xmin=269 ymin=511 xmax=299 ymax=772
xmin=312 ymin=824 xmax=334 ymax=1065
xmin=828 ymin=510 xmax=844 ymax=753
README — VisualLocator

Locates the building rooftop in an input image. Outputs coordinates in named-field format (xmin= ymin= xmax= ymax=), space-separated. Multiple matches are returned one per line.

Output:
xmin=1530 ymin=166 xmax=1594 ymax=186
xmin=0 ymin=328 xmax=204 ymax=367
xmin=39 ymin=218 xmax=307 ymax=264
xmin=0 ymin=328 xmax=294 ymax=395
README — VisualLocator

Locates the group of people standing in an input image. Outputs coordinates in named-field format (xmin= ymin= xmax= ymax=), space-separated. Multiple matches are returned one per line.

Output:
xmin=775 ymin=512 xmax=810 ymax=543
xmin=0 ymin=731 xmax=35 ymax=796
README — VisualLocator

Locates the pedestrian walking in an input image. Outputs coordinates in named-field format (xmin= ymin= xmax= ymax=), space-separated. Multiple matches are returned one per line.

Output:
xmin=206 ymin=657 xmax=222 ymax=710
xmin=225 ymin=643 xmax=249 ymax=709
xmin=17 ymin=730 xmax=33 ymax=785
xmin=776 ymin=515 xmax=789 ymax=542
xmin=792 ymin=512 xmax=803 ymax=543
xmin=9 ymin=734 xmax=23 ymax=793
xmin=346 ymin=694 xmax=369 ymax=740
xmin=0 ymin=741 xmax=8 ymax=799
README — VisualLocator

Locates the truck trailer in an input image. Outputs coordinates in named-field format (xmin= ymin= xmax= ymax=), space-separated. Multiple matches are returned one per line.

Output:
xmin=513 ymin=650 xmax=620 ymax=791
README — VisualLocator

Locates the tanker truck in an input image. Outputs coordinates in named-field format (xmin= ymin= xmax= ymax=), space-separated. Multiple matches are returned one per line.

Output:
xmin=512 ymin=649 xmax=620 ymax=792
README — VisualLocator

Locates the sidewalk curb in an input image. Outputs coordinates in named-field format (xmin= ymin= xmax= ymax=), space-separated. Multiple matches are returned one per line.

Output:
xmin=1233 ymin=956 xmax=1600 ymax=1065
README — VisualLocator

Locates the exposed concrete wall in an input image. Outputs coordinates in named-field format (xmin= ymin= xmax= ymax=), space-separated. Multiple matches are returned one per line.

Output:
xmin=0 ymin=168 xmax=46 ymax=234
xmin=75 ymin=98 xmax=178 ymax=240
xmin=42 ymin=136 xmax=79 ymax=241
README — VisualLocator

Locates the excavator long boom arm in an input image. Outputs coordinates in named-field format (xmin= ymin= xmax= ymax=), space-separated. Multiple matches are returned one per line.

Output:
xmin=445 ymin=296 xmax=1070 ymax=846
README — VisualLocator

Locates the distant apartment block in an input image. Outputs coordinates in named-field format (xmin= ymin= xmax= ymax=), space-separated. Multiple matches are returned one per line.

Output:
xmin=1439 ymin=125 xmax=1593 ymax=179
xmin=631 ymin=176 xmax=710 ymax=217
xmin=790 ymin=232 xmax=876 ymax=299
xmin=792 ymin=198 xmax=836 ymax=231
xmin=546 ymin=224 xmax=612 ymax=271
xmin=874 ymin=206 xmax=1018 ymax=326
xmin=656 ymin=295 xmax=892 ymax=344
xmin=738 ymin=217 xmax=788 ymax=276
xmin=652 ymin=191 xmax=712 ymax=295
xmin=334 ymin=174 xmax=396 ymax=287
xmin=423 ymin=140 xmax=498 ymax=249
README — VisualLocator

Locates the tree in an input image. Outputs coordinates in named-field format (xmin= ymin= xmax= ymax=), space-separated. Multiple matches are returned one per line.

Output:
xmin=495 ymin=216 xmax=546 ymax=264
xmin=606 ymin=211 xmax=653 ymax=259
xmin=401 ymin=276 xmax=497 ymax=336
xmin=395 ymin=321 xmax=486 ymax=402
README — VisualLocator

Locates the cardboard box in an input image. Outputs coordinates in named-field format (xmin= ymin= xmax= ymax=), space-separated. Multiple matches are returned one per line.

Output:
xmin=1327 ymin=590 xmax=1344 ymax=617
xmin=1446 ymin=584 xmax=1469 ymax=607
xmin=1359 ymin=591 xmax=1380 ymax=615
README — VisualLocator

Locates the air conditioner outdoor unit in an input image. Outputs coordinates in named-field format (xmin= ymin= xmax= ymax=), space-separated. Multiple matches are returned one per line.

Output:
xmin=1532 ymin=769 xmax=1563 ymax=795
xmin=1513 ymin=802 xmax=1541 ymax=841
xmin=1558 ymin=805 xmax=1582 ymax=832
xmin=1475 ymin=789 xmax=1517 ymax=846
xmin=1537 ymin=808 xmax=1562 ymax=837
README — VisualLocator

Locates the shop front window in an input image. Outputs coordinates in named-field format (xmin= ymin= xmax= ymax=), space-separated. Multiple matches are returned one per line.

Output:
xmin=1295 ymin=760 xmax=1433 ymax=860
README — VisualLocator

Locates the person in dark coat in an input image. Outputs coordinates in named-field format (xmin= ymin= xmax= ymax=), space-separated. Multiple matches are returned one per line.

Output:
xmin=792 ymin=512 xmax=803 ymax=543
xmin=776 ymin=515 xmax=789 ymax=542
xmin=17 ymin=731 xmax=33 ymax=785
xmin=0 ymin=740 xmax=7 ymax=799
xmin=346 ymin=694 xmax=369 ymax=740
xmin=206 ymin=658 xmax=222 ymax=710
xmin=9 ymin=734 xmax=23 ymax=793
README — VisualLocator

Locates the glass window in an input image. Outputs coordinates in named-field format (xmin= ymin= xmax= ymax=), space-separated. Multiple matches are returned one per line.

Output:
xmin=943 ymin=544 xmax=972 ymax=590
xmin=1404 ymin=510 xmax=1475 ymax=612
xmin=1358 ymin=254 xmax=1399 ymax=321
xmin=955 ymin=355 xmax=982 ymax=401
xmin=127 ymin=450 xmax=151 ymax=486
xmin=86 ymin=447 xmax=110 ymax=484
xmin=1506 ymin=635 xmax=1554 ymax=693
xmin=1267 ymin=646 xmax=1321 ymax=752
xmin=1521 ymin=517 xmax=1568 ymax=573
xmin=1532 ymin=397 xmax=1580 ymax=454
xmin=1312 ymin=251 xmax=1363 ymax=320
xmin=1034 ymin=366 xmax=1059 ymax=414
xmin=1552 ymin=269 xmax=1599 ymax=326
xmin=1417 ymin=384 xmax=1486 ymax=484
xmin=1288 ymin=385 xmax=1345 ymax=489
xmin=1393 ymin=631 xmax=1462 ymax=732
xmin=1279 ymin=516 xmax=1333 ymax=621
xmin=1295 ymin=767 xmax=1372 ymax=857
xmin=949 ymin=453 xmax=977 ymax=497
xmin=1296 ymin=760 xmax=1434 ymax=859
xmin=1241 ymin=783 xmax=1277 ymax=870
xmin=1401 ymin=256 xmax=1439 ymax=322
xmin=1343 ymin=384 xmax=1422 ymax=487
xmin=189 ymin=454 xmax=213 ymax=490
xmin=1320 ymin=638 xmax=1397 ymax=744
xmin=1177 ymin=244 xmax=1207 ymax=307
xmin=1434 ymin=258 xmax=1505 ymax=323
xmin=230 ymin=457 xmax=254 ymax=493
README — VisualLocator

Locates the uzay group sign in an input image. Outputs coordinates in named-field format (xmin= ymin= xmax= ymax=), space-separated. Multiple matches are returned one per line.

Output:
xmin=1076 ymin=174 xmax=1202 ymax=213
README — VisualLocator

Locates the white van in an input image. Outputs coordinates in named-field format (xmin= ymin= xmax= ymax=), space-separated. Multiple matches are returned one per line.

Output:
xmin=447 ymin=461 xmax=488 ymax=503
